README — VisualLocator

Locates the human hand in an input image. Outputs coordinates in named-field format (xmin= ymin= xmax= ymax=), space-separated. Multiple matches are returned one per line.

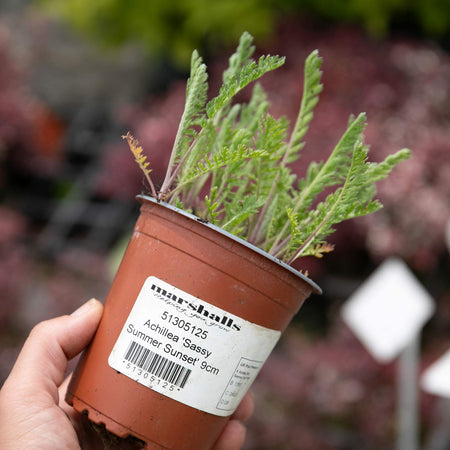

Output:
xmin=0 ymin=299 xmax=253 ymax=449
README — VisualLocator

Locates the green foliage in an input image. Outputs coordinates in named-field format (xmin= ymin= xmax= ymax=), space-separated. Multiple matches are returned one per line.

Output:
xmin=125 ymin=32 xmax=411 ymax=264
xmin=38 ymin=0 xmax=277 ymax=66
xmin=280 ymin=0 xmax=450 ymax=38
xmin=287 ymin=50 xmax=323 ymax=161
xmin=39 ymin=0 xmax=450 ymax=68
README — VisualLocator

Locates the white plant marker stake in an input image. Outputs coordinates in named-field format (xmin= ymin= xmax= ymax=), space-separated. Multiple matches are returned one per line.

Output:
xmin=341 ymin=257 xmax=435 ymax=450
xmin=424 ymin=221 xmax=450 ymax=449
xmin=422 ymin=349 xmax=450 ymax=450
xmin=397 ymin=333 xmax=420 ymax=450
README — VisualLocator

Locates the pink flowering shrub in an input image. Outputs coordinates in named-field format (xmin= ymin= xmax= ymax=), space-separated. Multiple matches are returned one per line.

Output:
xmin=0 ymin=22 xmax=65 ymax=189
xmin=245 ymin=321 xmax=437 ymax=449
xmin=0 ymin=27 xmax=34 ymax=153
xmin=0 ymin=21 xmax=83 ymax=383
xmin=0 ymin=25 xmax=38 ymax=333
xmin=0 ymin=208 xmax=29 ymax=328
xmin=95 ymin=83 xmax=186 ymax=199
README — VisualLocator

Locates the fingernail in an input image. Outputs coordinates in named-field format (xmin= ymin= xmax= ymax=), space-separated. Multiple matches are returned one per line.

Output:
xmin=71 ymin=299 xmax=96 ymax=317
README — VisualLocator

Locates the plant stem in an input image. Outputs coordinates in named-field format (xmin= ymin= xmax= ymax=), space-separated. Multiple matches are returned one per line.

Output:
xmin=271 ymin=234 xmax=292 ymax=259
xmin=286 ymin=147 xmax=356 ymax=262
xmin=286 ymin=214 xmax=327 ymax=263
xmin=269 ymin=113 xmax=365 ymax=255
xmin=162 ymin=133 xmax=204 ymax=202
xmin=249 ymin=68 xmax=314 ymax=245
xmin=146 ymin=173 xmax=158 ymax=198
xmin=159 ymin=135 xmax=183 ymax=200
xmin=248 ymin=133 xmax=295 ymax=244
xmin=123 ymin=132 xmax=158 ymax=198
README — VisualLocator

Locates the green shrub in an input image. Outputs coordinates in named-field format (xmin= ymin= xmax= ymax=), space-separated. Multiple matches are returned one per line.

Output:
xmin=39 ymin=0 xmax=277 ymax=66
xmin=282 ymin=0 xmax=450 ymax=37
xmin=40 ymin=0 xmax=450 ymax=68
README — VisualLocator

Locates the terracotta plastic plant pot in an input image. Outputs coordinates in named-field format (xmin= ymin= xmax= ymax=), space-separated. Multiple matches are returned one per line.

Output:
xmin=66 ymin=195 xmax=321 ymax=449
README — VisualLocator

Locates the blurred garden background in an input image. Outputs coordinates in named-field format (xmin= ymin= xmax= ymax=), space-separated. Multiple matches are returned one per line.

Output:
xmin=1 ymin=0 xmax=449 ymax=448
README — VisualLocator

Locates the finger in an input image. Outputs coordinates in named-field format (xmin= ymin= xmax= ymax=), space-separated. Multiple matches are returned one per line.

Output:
xmin=59 ymin=376 xmax=74 ymax=416
xmin=3 ymin=299 xmax=103 ymax=406
xmin=58 ymin=375 xmax=105 ymax=450
xmin=213 ymin=420 xmax=246 ymax=450
xmin=58 ymin=375 xmax=81 ymax=435
xmin=212 ymin=392 xmax=254 ymax=450
xmin=231 ymin=391 xmax=254 ymax=422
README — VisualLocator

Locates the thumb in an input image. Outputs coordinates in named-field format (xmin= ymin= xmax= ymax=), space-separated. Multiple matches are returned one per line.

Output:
xmin=3 ymin=299 xmax=103 ymax=405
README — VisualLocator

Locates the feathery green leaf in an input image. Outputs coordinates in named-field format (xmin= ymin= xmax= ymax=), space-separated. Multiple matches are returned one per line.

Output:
xmin=127 ymin=32 xmax=411 ymax=265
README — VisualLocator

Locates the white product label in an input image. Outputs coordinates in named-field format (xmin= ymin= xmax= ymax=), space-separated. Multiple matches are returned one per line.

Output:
xmin=108 ymin=276 xmax=281 ymax=416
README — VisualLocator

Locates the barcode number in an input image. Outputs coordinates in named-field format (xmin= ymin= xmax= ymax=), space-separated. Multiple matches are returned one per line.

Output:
xmin=123 ymin=340 xmax=191 ymax=389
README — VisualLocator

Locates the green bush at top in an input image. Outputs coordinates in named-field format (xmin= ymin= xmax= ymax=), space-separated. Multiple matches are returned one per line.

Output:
xmin=38 ymin=0 xmax=277 ymax=67
xmin=284 ymin=0 xmax=450 ymax=38
xmin=39 ymin=0 xmax=450 ymax=68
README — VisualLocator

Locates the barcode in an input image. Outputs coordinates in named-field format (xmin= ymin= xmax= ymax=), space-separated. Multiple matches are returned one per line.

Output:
xmin=124 ymin=341 xmax=191 ymax=388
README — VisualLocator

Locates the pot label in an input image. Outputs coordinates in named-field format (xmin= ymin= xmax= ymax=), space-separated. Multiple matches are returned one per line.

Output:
xmin=108 ymin=276 xmax=281 ymax=416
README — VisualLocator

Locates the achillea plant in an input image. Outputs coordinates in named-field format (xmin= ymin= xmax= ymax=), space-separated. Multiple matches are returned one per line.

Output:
xmin=124 ymin=32 xmax=410 ymax=264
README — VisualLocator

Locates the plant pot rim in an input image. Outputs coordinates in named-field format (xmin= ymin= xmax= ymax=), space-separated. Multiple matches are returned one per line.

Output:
xmin=137 ymin=194 xmax=322 ymax=295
